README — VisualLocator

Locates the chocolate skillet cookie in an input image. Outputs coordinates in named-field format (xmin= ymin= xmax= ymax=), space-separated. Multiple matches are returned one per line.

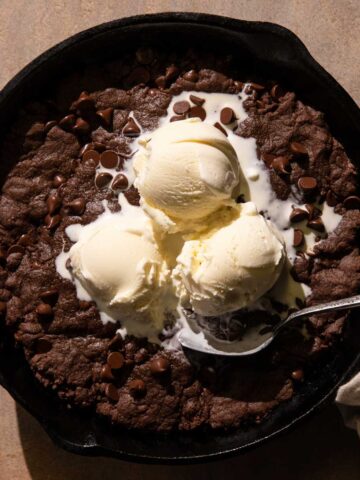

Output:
xmin=0 ymin=47 xmax=359 ymax=431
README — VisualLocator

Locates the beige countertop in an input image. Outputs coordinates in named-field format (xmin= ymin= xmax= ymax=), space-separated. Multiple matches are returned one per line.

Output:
xmin=0 ymin=1 xmax=359 ymax=479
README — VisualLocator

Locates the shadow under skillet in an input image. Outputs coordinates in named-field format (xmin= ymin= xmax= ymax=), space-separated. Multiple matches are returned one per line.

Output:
xmin=17 ymin=403 xmax=360 ymax=480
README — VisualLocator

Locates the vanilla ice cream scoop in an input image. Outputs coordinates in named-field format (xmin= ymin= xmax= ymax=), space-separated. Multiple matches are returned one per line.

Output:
xmin=134 ymin=118 xmax=241 ymax=232
xmin=173 ymin=202 xmax=286 ymax=316
xmin=69 ymin=210 xmax=172 ymax=341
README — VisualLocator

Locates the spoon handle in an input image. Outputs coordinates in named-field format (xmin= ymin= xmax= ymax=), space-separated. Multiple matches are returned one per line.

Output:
xmin=285 ymin=294 xmax=360 ymax=325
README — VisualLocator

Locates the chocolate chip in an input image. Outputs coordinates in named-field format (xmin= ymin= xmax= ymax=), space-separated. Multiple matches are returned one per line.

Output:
xmin=290 ymin=142 xmax=308 ymax=156
xmin=128 ymin=379 xmax=146 ymax=397
xmin=97 ymin=108 xmax=113 ymax=128
xmin=73 ymin=117 xmax=90 ymax=134
xmin=107 ymin=352 xmax=124 ymax=370
xmin=40 ymin=289 xmax=58 ymax=305
xmin=36 ymin=303 xmax=53 ymax=318
xmin=35 ymin=338 xmax=52 ymax=354
xmin=344 ymin=195 xmax=360 ymax=210
xmin=112 ymin=174 xmax=128 ymax=191
xmin=53 ymin=175 xmax=66 ymax=188
xmin=0 ymin=301 xmax=7 ymax=316
xmin=155 ymin=75 xmax=166 ymax=89
xmin=101 ymin=365 xmax=114 ymax=382
xmin=82 ymin=149 xmax=100 ymax=167
xmin=250 ymin=82 xmax=265 ymax=91
xmin=44 ymin=120 xmax=57 ymax=133
xmin=326 ymin=190 xmax=338 ymax=207
xmin=188 ymin=106 xmax=206 ymax=121
xmin=298 ymin=176 xmax=317 ymax=193
xmin=67 ymin=198 xmax=86 ymax=215
xmin=290 ymin=208 xmax=309 ymax=223
xmin=214 ymin=122 xmax=228 ymax=136
xmin=189 ymin=94 xmax=205 ymax=106
xmin=17 ymin=234 xmax=31 ymax=246
xmin=293 ymin=229 xmax=304 ymax=248
xmin=108 ymin=334 xmax=123 ymax=351
xmin=165 ymin=65 xmax=179 ymax=81
xmin=7 ymin=244 xmax=25 ymax=255
xmin=59 ymin=114 xmax=76 ymax=131
xmin=95 ymin=172 xmax=112 ymax=189
xmin=173 ymin=101 xmax=190 ymax=115
xmin=124 ymin=186 xmax=140 ymax=206
xmin=46 ymin=193 xmax=62 ymax=215
xmin=271 ymin=156 xmax=290 ymax=175
xmin=136 ymin=47 xmax=154 ymax=65
xmin=170 ymin=115 xmax=186 ymax=122
xmin=270 ymin=84 xmax=285 ymax=99
xmin=44 ymin=214 xmax=61 ymax=230
xmin=105 ymin=383 xmax=119 ymax=402
xmin=150 ymin=357 xmax=170 ymax=375
xmin=183 ymin=70 xmax=198 ymax=82
xmin=305 ymin=204 xmax=321 ymax=220
xmin=291 ymin=369 xmax=304 ymax=381
xmin=123 ymin=118 xmax=140 ymax=137
xmin=220 ymin=107 xmax=235 ymax=125
xmin=74 ymin=92 xmax=94 ymax=112
xmin=307 ymin=218 xmax=325 ymax=232
xmin=261 ymin=152 xmax=276 ymax=167
xmin=80 ymin=143 xmax=95 ymax=156
xmin=100 ymin=150 xmax=118 ymax=169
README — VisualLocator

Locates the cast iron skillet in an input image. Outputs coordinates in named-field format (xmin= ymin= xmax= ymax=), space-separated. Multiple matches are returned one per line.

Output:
xmin=0 ymin=13 xmax=359 ymax=464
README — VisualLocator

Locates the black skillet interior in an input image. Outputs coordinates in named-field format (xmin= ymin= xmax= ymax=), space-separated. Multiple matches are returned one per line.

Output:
xmin=0 ymin=13 xmax=359 ymax=464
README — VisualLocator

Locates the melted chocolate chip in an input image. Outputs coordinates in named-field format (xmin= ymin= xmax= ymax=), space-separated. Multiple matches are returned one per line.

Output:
xmin=271 ymin=156 xmax=291 ymax=175
xmin=188 ymin=106 xmax=206 ymax=121
xmin=290 ymin=208 xmax=309 ymax=223
xmin=298 ymin=176 xmax=317 ymax=193
xmin=44 ymin=120 xmax=57 ymax=133
xmin=129 ymin=379 xmax=146 ymax=397
xmin=150 ymin=357 xmax=170 ymax=375
xmin=290 ymin=142 xmax=308 ymax=157
xmin=97 ymin=108 xmax=113 ymax=128
xmin=67 ymin=198 xmax=86 ymax=215
xmin=36 ymin=303 xmax=53 ymax=318
xmin=293 ymin=229 xmax=304 ymax=248
xmin=108 ymin=334 xmax=123 ymax=351
xmin=291 ymin=369 xmax=304 ymax=381
xmin=100 ymin=151 xmax=118 ymax=169
xmin=214 ymin=122 xmax=228 ymax=136
xmin=46 ymin=193 xmax=62 ymax=215
xmin=82 ymin=149 xmax=100 ymax=167
xmin=105 ymin=383 xmax=119 ymax=402
xmin=189 ymin=94 xmax=205 ymax=106
xmin=170 ymin=115 xmax=186 ymax=122
xmin=44 ymin=214 xmax=61 ymax=230
xmin=112 ymin=174 xmax=128 ymax=191
xmin=107 ymin=352 xmax=124 ymax=370
xmin=183 ymin=70 xmax=198 ymax=82
xmin=95 ymin=172 xmax=112 ymax=189
xmin=173 ymin=101 xmax=190 ymax=115
xmin=307 ymin=217 xmax=325 ymax=232
xmin=123 ymin=118 xmax=140 ymax=137
xmin=344 ymin=195 xmax=360 ymax=210
xmin=220 ymin=107 xmax=235 ymax=125
xmin=101 ymin=365 xmax=114 ymax=382
xmin=59 ymin=114 xmax=76 ymax=131
xmin=53 ymin=175 xmax=66 ymax=188
xmin=40 ymin=289 xmax=58 ymax=305
xmin=73 ymin=117 xmax=90 ymax=134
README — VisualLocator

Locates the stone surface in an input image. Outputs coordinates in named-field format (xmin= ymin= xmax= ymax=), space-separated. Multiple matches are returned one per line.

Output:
xmin=0 ymin=0 xmax=359 ymax=478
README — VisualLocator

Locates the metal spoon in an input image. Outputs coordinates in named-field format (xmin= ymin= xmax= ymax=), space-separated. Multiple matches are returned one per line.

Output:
xmin=178 ymin=294 xmax=360 ymax=357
